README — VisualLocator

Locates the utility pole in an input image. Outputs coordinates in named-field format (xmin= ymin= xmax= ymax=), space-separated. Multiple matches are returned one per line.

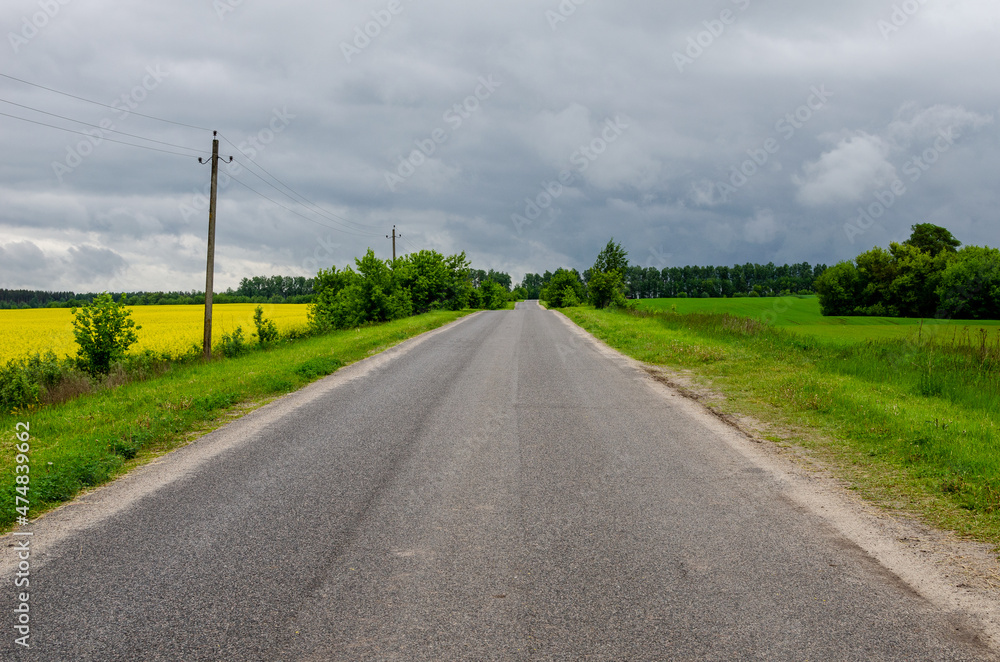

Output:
xmin=386 ymin=225 xmax=400 ymax=262
xmin=199 ymin=131 xmax=232 ymax=359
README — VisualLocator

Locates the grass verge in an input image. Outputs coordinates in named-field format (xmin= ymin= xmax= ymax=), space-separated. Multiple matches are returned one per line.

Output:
xmin=0 ymin=310 xmax=473 ymax=530
xmin=561 ymin=305 xmax=1000 ymax=547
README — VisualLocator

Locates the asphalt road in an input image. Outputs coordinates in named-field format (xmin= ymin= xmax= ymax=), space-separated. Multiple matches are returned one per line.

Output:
xmin=2 ymin=301 xmax=994 ymax=660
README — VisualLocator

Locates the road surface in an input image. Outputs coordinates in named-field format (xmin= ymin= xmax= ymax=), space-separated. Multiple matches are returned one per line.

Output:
xmin=2 ymin=301 xmax=994 ymax=660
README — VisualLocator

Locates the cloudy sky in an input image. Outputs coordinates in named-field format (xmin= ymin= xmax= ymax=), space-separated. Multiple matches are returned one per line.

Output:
xmin=1 ymin=0 xmax=998 ymax=292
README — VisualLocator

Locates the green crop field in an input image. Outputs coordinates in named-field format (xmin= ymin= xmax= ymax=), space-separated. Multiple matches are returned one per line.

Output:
xmin=637 ymin=296 xmax=1000 ymax=345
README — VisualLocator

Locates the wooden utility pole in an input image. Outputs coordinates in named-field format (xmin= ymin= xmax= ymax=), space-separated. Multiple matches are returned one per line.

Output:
xmin=199 ymin=131 xmax=232 ymax=359
xmin=386 ymin=225 xmax=400 ymax=262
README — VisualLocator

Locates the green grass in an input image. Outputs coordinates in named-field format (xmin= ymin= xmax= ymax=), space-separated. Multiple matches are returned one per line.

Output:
xmin=638 ymin=296 xmax=1000 ymax=346
xmin=562 ymin=304 xmax=1000 ymax=546
xmin=0 ymin=310 xmax=473 ymax=529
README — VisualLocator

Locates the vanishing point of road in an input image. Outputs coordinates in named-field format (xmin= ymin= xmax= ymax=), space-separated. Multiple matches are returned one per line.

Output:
xmin=2 ymin=301 xmax=994 ymax=660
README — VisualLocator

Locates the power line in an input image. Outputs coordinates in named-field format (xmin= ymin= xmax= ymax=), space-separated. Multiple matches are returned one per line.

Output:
xmin=229 ymin=156 xmax=383 ymax=238
xmin=0 ymin=110 xmax=207 ymax=158
xmin=401 ymin=235 xmax=421 ymax=253
xmin=219 ymin=132 xmax=382 ymax=236
xmin=0 ymin=96 xmax=205 ymax=154
xmin=222 ymin=134 xmax=382 ymax=235
xmin=0 ymin=72 xmax=212 ymax=132
xmin=227 ymin=174 xmax=387 ymax=238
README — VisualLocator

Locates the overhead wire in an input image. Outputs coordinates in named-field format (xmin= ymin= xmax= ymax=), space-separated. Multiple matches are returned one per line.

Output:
xmin=229 ymin=157 xmax=383 ymax=238
xmin=227 ymin=174 xmax=386 ymax=239
xmin=0 ymin=96 xmax=206 ymax=154
xmin=0 ymin=72 xmax=212 ymax=132
xmin=401 ymin=235 xmax=421 ymax=254
xmin=0 ymin=109 xmax=206 ymax=159
xmin=1 ymin=71 xmax=390 ymax=242
xmin=219 ymin=132 xmax=382 ymax=236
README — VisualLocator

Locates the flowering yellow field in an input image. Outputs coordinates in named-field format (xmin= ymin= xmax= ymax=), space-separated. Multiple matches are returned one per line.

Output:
xmin=0 ymin=304 xmax=310 ymax=362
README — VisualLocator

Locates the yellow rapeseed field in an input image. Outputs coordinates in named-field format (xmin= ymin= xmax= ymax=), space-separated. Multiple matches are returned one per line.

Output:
xmin=0 ymin=304 xmax=310 ymax=362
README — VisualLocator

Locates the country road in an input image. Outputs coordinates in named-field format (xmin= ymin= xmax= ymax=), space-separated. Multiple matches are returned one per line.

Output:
xmin=2 ymin=300 xmax=995 ymax=660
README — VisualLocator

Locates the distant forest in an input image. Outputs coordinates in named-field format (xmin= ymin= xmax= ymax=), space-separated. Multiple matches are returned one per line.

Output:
xmin=517 ymin=262 xmax=828 ymax=300
xmin=0 ymin=275 xmax=316 ymax=309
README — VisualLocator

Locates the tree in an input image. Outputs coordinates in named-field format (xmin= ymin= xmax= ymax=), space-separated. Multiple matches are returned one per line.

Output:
xmin=886 ymin=242 xmax=950 ymax=317
xmin=814 ymin=262 xmax=863 ymax=316
xmin=394 ymin=250 xmax=452 ymax=313
xmin=541 ymin=269 xmax=585 ymax=308
xmin=904 ymin=223 xmax=961 ymax=256
xmin=307 ymin=265 xmax=359 ymax=331
xmin=479 ymin=280 xmax=509 ymax=310
xmin=588 ymin=269 xmax=627 ymax=309
xmin=936 ymin=246 xmax=1000 ymax=319
xmin=71 ymin=293 xmax=141 ymax=375
xmin=593 ymin=238 xmax=629 ymax=275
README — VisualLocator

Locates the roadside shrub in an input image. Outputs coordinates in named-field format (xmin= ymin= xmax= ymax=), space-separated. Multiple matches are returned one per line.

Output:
xmin=588 ymin=270 xmax=626 ymax=309
xmin=541 ymin=268 xmax=586 ymax=308
xmin=479 ymin=280 xmax=509 ymax=310
xmin=0 ymin=359 xmax=39 ymax=413
xmin=560 ymin=286 xmax=581 ymax=307
xmin=253 ymin=305 xmax=279 ymax=346
xmin=219 ymin=326 xmax=248 ymax=357
xmin=71 ymin=293 xmax=141 ymax=376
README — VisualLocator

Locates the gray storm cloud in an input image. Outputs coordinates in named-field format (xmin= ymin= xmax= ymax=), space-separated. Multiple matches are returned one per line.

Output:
xmin=1 ymin=0 xmax=998 ymax=290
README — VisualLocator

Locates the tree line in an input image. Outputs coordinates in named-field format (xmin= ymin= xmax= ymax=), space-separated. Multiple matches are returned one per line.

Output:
xmin=308 ymin=249 xmax=511 ymax=330
xmin=815 ymin=224 xmax=1000 ymax=320
xmin=0 ymin=278 xmax=315 ymax=309
xmin=515 ymin=260 xmax=828 ymax=301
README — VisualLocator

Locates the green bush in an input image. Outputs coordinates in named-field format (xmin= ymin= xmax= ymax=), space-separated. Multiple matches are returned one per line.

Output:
xmin=71 ymin=293 xmax=140 ymax=376
xmin=219 ymin=326 xmax=248 ymax=357
xmin=253 ymin=305 xmax=279 ymax=346
xmin=541 ymin=268 xmax=586 ymax=308
xmin=588 ymin=270 xmax=626 ymax=309
xmin=0 ymin=359 xmax=39 ymax=413
xmin=479 ymin=280 xmax=509 ymax=310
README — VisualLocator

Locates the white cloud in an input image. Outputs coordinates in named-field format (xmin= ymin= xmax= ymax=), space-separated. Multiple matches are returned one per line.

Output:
xmin=886 ymin=103 xmax=993 ymax=148
xmin=794 ymin=133 xmax=896 ymax=206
